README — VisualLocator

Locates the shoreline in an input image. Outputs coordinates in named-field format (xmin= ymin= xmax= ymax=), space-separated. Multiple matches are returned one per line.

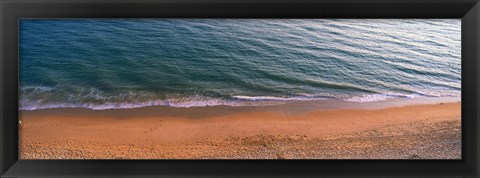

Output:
xmin=19 ymin=99 xmax=461 ymax=159
xmin=19 ymin=96 xmax=460 ymax=118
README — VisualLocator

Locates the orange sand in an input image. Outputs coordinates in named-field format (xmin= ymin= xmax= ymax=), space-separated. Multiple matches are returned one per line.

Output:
xmin=19 ymin=102 xmax=461 ymax=159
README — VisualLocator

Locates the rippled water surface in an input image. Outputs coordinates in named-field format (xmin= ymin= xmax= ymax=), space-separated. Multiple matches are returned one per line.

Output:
xmin=19 ymin=19 xmax=461 ymax=110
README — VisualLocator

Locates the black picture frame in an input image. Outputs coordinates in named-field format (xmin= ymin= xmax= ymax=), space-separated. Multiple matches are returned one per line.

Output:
xmin=1 ymin=0 xmax=479 ymax=177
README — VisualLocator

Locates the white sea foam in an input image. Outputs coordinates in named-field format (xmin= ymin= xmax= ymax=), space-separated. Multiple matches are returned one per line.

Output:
xmin=232 ymin=95 xmax=328 ymax=101
xmin=20 ymin=91 xmax=462 ymax=110
xmin=344 ymin=94 xmax=395 ymax=103
xmin=19 ymin=97 xmax=277 ymax=110
xmin=20 ymin=94 xmax=332 ymax=110
xmin=342 ymin=92 xmax=455 ymax=103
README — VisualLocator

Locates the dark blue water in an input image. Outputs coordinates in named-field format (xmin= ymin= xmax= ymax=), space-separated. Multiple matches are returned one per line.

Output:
xmin=19 ymin=19 xmax=461 ymax=110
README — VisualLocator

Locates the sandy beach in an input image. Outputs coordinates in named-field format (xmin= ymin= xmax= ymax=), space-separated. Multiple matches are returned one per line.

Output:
xmin=19 ymin=101 xmax=461 ymax=159
xmin=19 ymin=19 xmax=461 ymax=160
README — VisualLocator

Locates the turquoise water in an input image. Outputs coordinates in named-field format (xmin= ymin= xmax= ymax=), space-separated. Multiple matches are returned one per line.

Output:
xmin=19 ymin=19 xmax=461 ymax=110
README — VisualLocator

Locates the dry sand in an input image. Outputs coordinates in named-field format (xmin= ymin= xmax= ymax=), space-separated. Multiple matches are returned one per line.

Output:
xmin=19 ymin=102 xmax=461 ymax=159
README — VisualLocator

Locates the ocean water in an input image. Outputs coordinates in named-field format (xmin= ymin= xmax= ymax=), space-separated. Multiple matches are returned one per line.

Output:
xmin=19 ymin=19 xmax=461 ymax=110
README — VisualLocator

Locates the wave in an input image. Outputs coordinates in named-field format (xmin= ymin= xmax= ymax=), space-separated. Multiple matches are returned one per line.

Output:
xmin=19 ymin=97 xmax=279 ymax=110
xmin=232 ymin=95 xmax=331 ymax=101
xmin=19 ymin=93 xmax=330 ymax=110
xmin=19 ymin=88 xmax=460 ymax=110
xmin=344 ymin=93 xmax=418 ymax=103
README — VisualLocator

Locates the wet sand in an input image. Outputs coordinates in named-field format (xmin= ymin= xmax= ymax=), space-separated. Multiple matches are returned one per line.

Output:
xmin=19 ymin=102 xmax=461 ymax=159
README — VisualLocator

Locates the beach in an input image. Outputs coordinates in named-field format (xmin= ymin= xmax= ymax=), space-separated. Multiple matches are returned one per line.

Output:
xmin=18 ymin=19 xmax=461 ymax=160
xmin=19 ymin=101 xmax=461 ymax=159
